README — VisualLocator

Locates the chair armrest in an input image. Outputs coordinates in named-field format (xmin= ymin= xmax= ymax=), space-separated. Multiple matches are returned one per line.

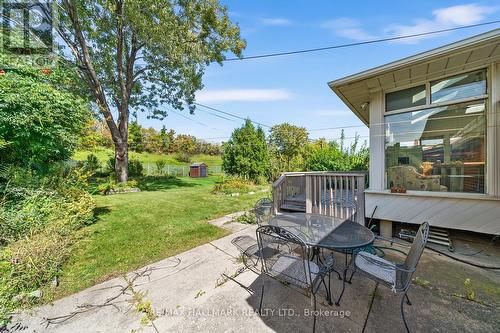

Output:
xmin=356 ymin=252 xmax=415 ymax=273
xmin=375 ymin=235 xmax=412 ymax=247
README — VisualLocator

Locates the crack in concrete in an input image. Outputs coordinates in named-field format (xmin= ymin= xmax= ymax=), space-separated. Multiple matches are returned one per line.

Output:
xmin=362 ymin=283 xmax=378 ymax=333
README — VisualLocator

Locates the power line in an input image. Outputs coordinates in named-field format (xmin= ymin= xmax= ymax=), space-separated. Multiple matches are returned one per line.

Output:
xmin=224 ymin=21 xmax=500 ymax=61
xmin=195 ymin=107 xmax=240 ymax=123
xmin=193 ymin=102 xmax=272 ymax=128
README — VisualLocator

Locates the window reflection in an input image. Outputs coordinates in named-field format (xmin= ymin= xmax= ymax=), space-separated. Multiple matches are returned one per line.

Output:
xmin=386 ymin=85 xmax=426 ymax=111
xmin=431 ymin=70 xmax=486 ymax=103
xmin=385 ymin=101 xmax=485 ymax=193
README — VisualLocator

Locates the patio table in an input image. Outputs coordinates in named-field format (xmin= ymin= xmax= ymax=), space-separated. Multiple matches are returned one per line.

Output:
xmin=269 ymin=213 xmax=375 ymax=305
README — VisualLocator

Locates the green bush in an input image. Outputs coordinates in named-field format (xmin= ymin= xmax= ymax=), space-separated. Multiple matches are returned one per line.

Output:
xmin=106 ymin=157 xmax=144 ymax=177
xmin=155 ymin=159 xmax=167 ymax=175
xmin=97 ymin=179 xmax=139 ymax=195
xmin=128 ymin=160 xmax=144 ymax=177
xmin=235 ymin=212 xmax=257 ymax=224
xmin=84 ymin=154 xmax=101 ymax=175
xmin=212 ymin=176 xmax=253 ymax=194
xmin=0 ymin=168 xmax=95 ymax=325
xmin=0 ymin=68 xmax=90 ymax=171
xmin=174 ymin=152 xmax=191 ymax=164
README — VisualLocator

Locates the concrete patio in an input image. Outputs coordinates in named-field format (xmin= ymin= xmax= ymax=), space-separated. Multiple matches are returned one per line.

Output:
xmin=8 ymin=217 xmax=500 ymax=333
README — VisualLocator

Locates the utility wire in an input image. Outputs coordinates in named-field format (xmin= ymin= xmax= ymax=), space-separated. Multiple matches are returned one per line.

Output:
xmin=193 ymin=102 xmax=272 ymax=128
xmin=224 ymin=21 xmax=500 ymax=61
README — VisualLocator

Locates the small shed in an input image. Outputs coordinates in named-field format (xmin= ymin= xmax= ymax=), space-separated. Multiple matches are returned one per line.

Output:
xmin=189 ymin=162 xmax=208 ymax=178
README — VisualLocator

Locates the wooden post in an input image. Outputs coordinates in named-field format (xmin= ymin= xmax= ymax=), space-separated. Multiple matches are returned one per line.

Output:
xmin=305 ymin=175 xmax=312 ymax=213
xmin=356 ymin=175 xmax=366 ymax=225
xmin=380 ymin=220 xmax=393 ymax=238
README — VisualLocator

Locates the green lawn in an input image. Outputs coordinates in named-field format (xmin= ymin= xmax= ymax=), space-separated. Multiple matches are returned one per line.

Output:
xmin=52 ymin=176 xmax=264 ymax=299
xmin=73 ymin=148 xmax=223 ymax=166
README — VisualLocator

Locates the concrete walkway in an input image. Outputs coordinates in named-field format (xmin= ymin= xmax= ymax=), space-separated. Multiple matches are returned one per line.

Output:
xmin=8 ymin=217 xmax=500 ymax=333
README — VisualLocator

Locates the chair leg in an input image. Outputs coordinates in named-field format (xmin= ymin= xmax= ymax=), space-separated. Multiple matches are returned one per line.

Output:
xmin=332 ymin=267 xmax=342 ymax=280
xmin=401 ymin=291 xmax=410 ymax=333
xmin=312 ymin=293 xmax=317 ymax=333
xmin=259 ymin=280 xmax=265 ymax=315
xmin=347 ymin=268 xmax=356 ymax=284
xmin=328 ymin=271 xmax=333 ymax=306
xmin=335 ymin=268 xmax=347 ymax=306
xmin=404 ymin=292 xmax=412 ymax=306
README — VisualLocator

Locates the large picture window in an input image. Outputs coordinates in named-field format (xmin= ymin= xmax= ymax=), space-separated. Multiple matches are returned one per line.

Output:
xmin=385 ymin=100 xmax=486 ymax=193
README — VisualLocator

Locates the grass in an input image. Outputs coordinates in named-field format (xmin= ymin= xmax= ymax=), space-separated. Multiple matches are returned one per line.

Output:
xmin=50 ymin=176 xmax=264 ymax=299
xmin=73 ymin=148 xmax=223 ymax=166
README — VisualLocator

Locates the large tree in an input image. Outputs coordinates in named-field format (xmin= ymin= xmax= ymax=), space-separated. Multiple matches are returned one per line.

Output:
xmin=56 ymin=0 xmax=245 ymax=181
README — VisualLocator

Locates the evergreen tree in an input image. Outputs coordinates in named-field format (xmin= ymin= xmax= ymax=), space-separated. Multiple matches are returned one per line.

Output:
xmin=222 ymin=119 xmax=269 ymax=182
xmin=128 ymin=121 xmax=144 ymax=153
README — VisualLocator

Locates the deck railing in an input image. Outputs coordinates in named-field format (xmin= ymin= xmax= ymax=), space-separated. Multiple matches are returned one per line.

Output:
xmin=273 ymin=171 xmax=367 ymax=224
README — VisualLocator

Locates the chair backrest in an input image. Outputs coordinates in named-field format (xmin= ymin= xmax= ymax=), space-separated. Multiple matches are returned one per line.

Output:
xmin=256 ymin=225 xmax=312 ymax=288
xmin=254 ymin=198 xmax=273 ymax=225
xmin=401 ymin=222 xmax=430 ymax=285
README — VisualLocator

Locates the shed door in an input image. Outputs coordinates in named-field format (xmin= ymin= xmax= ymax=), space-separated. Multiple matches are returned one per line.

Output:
xmin=200 ymin=167 xmax=207 ymax=177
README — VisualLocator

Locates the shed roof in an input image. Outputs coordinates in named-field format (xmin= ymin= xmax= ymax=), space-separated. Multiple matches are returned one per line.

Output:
xmin=190 ymin=162 xmax=207 ymax=167
xmin=328 ymin=29 xmax=500 ymax=125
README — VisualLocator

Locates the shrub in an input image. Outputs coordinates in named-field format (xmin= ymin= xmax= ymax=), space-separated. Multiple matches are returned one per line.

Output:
xmin=0 ymin=168 xmax=95 ymax=324
xmin=0 ymin=68 xmax=90 ymax=171
xmin=212 ymin=176 xmax=253 ymax=194
xmin=174 ymin=152 xmax=191 ymax=164
xmin=155 ymin=159 xmax=167 ymax=175
xmin=84 ymin=154 xmax=101 ymax=175
xmin=128 ymin=160 xmax=143 ymax=177
xmin=97 ymin=179 xmax=139 ymax=195
xmin=106 ymin=157 xmax=143 ymax=177
xmin=235 ymin=212 xmax=257 ymax=224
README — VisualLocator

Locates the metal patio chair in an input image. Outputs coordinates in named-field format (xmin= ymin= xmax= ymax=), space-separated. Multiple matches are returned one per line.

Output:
xmin=256 ymin=225 xmax=335 ymax=333
xmin=349 ymin=221 xmax=430 ymax=332
xmin=254 ymin=197 xmax=273 ymax=225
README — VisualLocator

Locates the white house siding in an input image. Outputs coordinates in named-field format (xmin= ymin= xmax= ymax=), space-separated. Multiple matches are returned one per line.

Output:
xmin=365 ymin=192 xmax=500 ymax=235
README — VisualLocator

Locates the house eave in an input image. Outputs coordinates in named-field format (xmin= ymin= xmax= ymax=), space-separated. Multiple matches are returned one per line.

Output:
xmin=328 ymin=28 xmax=500 ymax=88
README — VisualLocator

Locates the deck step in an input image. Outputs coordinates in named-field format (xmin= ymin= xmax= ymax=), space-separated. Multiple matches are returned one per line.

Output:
xmin=280 ymin=203 xmax=306 ymax=212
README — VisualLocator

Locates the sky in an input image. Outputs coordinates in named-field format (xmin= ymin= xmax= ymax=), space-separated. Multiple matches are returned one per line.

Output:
xmin=138 ymin=1 xmax=500 ymax=145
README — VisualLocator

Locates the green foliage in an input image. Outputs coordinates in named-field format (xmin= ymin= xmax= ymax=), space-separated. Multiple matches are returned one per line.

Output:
xmin=304 ymin=133 xmax=369 ymax=172
xmin=128 ymin=121 xmax=145 ymax=153
xmin=79 ymin=121 xmax=222 ymax=156
xmin=269 ymin=123 xmax=309 ymax=173
xmin=97 ymin=179 xmax=139 ymax=195
xmin=0 ymin=168 xmax=95 ymax=324
xmin=464 ymin=278 xmax=476 ymax=301
xmin=222 ymin=119 xmax=270 ymax=182
xmin=155 ymin=160 xmax=167 ymax=174
xmin=212 ymin=176 xmax=254 ymax=194
xmin=107 ymin=158 xmax=144 ymax=177
xmin=235 ymin=211 xmax=257 ymax=224
xmin=0 ymin=68 xmax=91 ymax=172
xmin=175 ymin=152 xmax=192 ymax=164
xmin=84 ymin=154 xmax=101 ymax=175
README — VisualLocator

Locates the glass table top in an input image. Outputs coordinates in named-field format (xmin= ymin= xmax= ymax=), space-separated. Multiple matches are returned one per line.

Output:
xmin=269 ymin=213 xmax=374 ymax=250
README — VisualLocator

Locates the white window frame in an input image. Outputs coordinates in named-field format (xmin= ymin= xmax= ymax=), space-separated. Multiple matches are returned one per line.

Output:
xmin=382 ymin=68 xmax=489 ymax=194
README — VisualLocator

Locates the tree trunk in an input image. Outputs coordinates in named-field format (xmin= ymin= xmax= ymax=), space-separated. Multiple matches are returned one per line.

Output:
xmin=115 ymin=141 xmax=128 ymax=182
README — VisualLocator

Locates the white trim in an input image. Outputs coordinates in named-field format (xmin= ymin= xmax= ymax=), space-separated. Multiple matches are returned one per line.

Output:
xmin=365 ymin=189 xmax=500 ymax=201
xmin=328 ymin=29 xmax=500 ymax=87
xmin=383 ymin=94 xmax=488 ymax=116
xmin=384 ymin=68 xmax=488 ymax=114
xmin=382 ymin=65 xmax=489 ymax=94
